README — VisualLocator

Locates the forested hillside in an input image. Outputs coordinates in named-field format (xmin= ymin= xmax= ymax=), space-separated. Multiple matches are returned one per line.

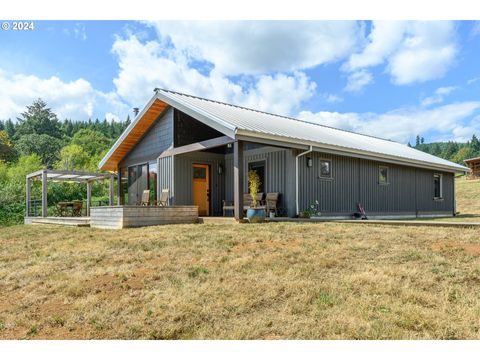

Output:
xmin=408 ymin=134 xmax=480 ymax=164
xmin=0 ymin=99 xmax=130 ymax=225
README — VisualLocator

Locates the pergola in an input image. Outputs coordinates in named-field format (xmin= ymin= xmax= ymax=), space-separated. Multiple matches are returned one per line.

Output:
xmin=26 ymin=169 xmax=116 ymax=217
xmin=464 ymin=157 xmax=480 ymax=179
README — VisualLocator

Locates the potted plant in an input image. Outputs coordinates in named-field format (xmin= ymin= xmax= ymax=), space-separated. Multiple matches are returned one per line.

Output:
xmin=246 ymin=169 xmax=266 ymax=223
xmin=300 ymin=200 xmax=321 ymax=219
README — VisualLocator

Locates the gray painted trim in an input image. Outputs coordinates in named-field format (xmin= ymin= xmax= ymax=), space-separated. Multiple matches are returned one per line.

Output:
xmin=159 ymin=135 xmax=233 ymax=158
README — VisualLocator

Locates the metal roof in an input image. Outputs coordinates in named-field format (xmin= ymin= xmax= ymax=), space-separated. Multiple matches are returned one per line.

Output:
xmin=99 ymin=88 xmax=470 ymax=173
xmin=155 ymin=89 xmax=469 ymax=173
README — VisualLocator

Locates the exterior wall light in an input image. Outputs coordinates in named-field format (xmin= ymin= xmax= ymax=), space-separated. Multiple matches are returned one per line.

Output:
xmin=307 ymin=157 xmax=313 ymax=168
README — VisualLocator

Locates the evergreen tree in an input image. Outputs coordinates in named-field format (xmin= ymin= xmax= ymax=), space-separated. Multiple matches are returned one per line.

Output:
xmin=15 ymin=99 xmax=62 ymax=139
xmin=5 ymin=119 xmax=15 ymax=138
xmin=0 ymin=120 xmax=4 ymax=131
xmin=421 ymin=137 xmax=425 ymax=144
xmin=471 ymin=134 xmax=480 ymax=154
xmin=415 ymin=135 xmax=421 ymax=147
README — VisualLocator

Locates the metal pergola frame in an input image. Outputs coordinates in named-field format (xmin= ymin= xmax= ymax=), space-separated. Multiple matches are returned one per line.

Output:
xmin=26 ymin=169 xmax=116 ymax=218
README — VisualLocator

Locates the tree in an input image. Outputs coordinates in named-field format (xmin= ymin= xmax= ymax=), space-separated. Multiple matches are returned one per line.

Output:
xmin=56 ymin=144 xmax=90 ymax=171
xmin=0 ymin=130 xmax=16 ymax=162
xmin=407 ymin=142 xmax=412 ymax=147
xmin=5 ymin=119 xmax=15 ymax=138
xmin=71 ymin=129 xmax=111 ymax=156
xmin=15 ymin=133 xmax=62 ymax=168
xmin=0 ymin=121 xmax=4 ymax=131
xmin=415 ymin=135 xmax=421 ymax=147
xmin=451 ymin=146 xmax=472 ymax=164
xmin=442 ymin=141 xmax=459 ymax=160
xmin=421 ymin=137 xmax=425 ymax=144
xmin=471 ymin=134 xmax=480 ymax=154
xmin=15 ymin=99 xmax=62 ymax=139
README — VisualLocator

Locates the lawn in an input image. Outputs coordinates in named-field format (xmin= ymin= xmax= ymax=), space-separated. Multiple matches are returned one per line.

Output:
xmin=1 ymin=222 xmax=480 ymax=339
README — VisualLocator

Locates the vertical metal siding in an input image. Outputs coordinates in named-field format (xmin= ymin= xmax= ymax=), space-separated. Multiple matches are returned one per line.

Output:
xmin=225 ymin=147 xmax=288 ymax=210
xmin=120 ymin=107 xmax=174 ymax=167
xmin=298 ymin=151 xmax=454 ymax=216
xmin=158 ymin=156 xmax=174 ymax=205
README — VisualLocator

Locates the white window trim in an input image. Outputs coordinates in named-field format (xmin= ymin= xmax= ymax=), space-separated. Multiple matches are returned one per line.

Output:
xmin=319 ymin=158 xmax=333 ymax=179
xmin=434 ymin=173 xmax=443 ymax=200
xmin=379 ymin=165 xmax=389 ymax=185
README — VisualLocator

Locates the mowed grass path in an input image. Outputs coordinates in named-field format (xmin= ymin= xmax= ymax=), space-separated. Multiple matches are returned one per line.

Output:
xmin=1 ymin=223 xmax=480 ymax=339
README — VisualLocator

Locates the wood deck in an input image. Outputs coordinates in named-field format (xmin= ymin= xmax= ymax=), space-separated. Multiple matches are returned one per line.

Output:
xmin=24 ymin=216 xmax=91 ymax=227
xmin=90 ymin=205 xmax=199 ymax=229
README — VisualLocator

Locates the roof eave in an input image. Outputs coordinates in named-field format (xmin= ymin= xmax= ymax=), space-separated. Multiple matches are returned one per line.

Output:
xmin=236 ymin=129 xmax=470 ymax=173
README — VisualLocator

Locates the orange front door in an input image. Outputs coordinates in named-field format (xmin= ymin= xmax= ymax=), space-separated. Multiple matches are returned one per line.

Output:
xmin=192 ymin=164 xmax=210 ymax=216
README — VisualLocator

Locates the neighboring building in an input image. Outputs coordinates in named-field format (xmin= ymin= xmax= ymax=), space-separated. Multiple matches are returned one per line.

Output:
xmin=99 ymin=89 xmax=469 ymax=220
xmin=464 ymin=157 xmax=480 ymax=179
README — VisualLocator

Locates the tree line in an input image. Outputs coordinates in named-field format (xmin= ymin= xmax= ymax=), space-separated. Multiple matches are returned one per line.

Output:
xmin=408 ymin=134 xmax=480 ymax=164
xmin=0 ymin=99 xmax=131 ymax=225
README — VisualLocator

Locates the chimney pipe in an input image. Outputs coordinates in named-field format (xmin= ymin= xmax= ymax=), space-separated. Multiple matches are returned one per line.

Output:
xmin=133 ymin=107 xmax=139 ymax=117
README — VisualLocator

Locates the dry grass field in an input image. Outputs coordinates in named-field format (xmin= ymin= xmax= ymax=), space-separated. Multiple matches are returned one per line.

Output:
xmin=1 ymin=220 xmax=480 ymax=340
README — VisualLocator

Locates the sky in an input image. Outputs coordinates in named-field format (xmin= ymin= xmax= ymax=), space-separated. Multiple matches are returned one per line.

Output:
xmin=0 ymin=20 xmax=479 ymax=144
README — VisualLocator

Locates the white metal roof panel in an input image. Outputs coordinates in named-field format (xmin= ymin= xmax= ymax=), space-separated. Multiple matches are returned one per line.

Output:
xmin=157 ymin=89 xmax=469 ymax=173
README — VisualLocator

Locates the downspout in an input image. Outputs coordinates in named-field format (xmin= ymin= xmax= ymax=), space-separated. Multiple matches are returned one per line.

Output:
xmin=295 ymin=145 xmax=313 ymax=216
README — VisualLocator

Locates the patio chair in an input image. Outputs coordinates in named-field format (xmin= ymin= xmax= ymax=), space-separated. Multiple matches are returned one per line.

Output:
xmin=140 ymin=190 xmax=150 ymax=206
xmin=72 ymin=201 xmax=83 ymax=217
xmin=265 ymin=192 xmax=280 ymax=216
xmin=158 ymin=189 xmax=169 ymax=207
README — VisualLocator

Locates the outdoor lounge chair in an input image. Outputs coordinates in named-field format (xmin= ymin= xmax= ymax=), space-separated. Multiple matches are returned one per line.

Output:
xmin=222 ymin=193 xmax=265 ymax=216
xmin=265 ymin=192 xmax=280 ymax=216
xmin=140 ymin=190 xmax=150 ymax=206
xmin=157 ymin=189 xmax=169 ymax=207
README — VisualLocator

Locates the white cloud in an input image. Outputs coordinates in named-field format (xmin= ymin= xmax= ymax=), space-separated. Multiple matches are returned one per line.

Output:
xmin=344 ymin=70 xmax=373 ymax=92
xmin=344 ymin=21 xmax=407 ymax=71
xmin=421 ymin=86 xmax=457 ymax=107
xmin=105 ymin=112 xmax=120 ymax=123
xmin=0 ymin=68 xmax=129 ymax=122
xmin=147 ymin=21 xmax=361 ymax=75
xmin=298 ymin=101 xmax=480 ymax=143
xmin=73 ymin=23 xmax=87 ymax=41
xmin=343 ymin=21 xmax=458 ymax=87
xmin=111 ymin=35 xmax=316 ymax=116
xmin=324 ymin=94 xmax=344 ymax=104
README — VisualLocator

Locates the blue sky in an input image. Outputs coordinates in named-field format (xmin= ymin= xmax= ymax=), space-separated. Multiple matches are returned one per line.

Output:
xmin=0 ymin=20 xmax=479 ymax=144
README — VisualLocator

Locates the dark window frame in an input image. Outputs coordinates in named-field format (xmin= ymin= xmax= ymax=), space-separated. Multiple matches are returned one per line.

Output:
xmin=319 ymin=158 xmax=333 ymax=179
xmin=433 ymin=173 xmax=443 ymax=200
xmin=379 ymin=165 xmax=389 ymax=185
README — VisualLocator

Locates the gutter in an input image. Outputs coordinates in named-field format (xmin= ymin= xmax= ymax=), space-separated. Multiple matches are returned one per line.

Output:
xmin=296 ymin=145 xmax=313 ymax=216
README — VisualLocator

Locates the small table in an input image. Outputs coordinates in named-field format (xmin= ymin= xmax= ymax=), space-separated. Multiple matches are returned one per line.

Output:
xmin=56 ymin=201 xmax=83 ymax=217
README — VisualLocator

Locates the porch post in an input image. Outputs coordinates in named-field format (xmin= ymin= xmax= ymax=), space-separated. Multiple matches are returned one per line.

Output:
xmin=109 ymin=174 xmax=115 ymax=206
xmin=41 ymin=170 xmax=47 ymax=217
xmin=117 ymin=167 xmax=123 ymax=205
xmin=233 ymin=140 xmax=244 ymax=221
xmin=26 ymin=176 xmax=31 ymax=217
xmin=86 ymin=181 xmax=92 ymax=216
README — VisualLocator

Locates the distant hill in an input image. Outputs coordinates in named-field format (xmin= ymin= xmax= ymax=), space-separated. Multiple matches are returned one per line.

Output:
xmin=409 ymin=134 xmax=480 ymax=165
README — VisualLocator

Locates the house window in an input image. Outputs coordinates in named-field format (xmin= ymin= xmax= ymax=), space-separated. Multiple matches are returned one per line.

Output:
xmin=319 ymin=160 xmax=332 ymax=178
xmin=379 ymin=166 xmax=388 ymax=184
xmin=434 ymin=174 xmax=443 ymax=199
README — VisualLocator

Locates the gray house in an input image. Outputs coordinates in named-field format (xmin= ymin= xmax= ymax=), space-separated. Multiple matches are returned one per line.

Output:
xmin=99 ymin=89 xmax=469 ymax=220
